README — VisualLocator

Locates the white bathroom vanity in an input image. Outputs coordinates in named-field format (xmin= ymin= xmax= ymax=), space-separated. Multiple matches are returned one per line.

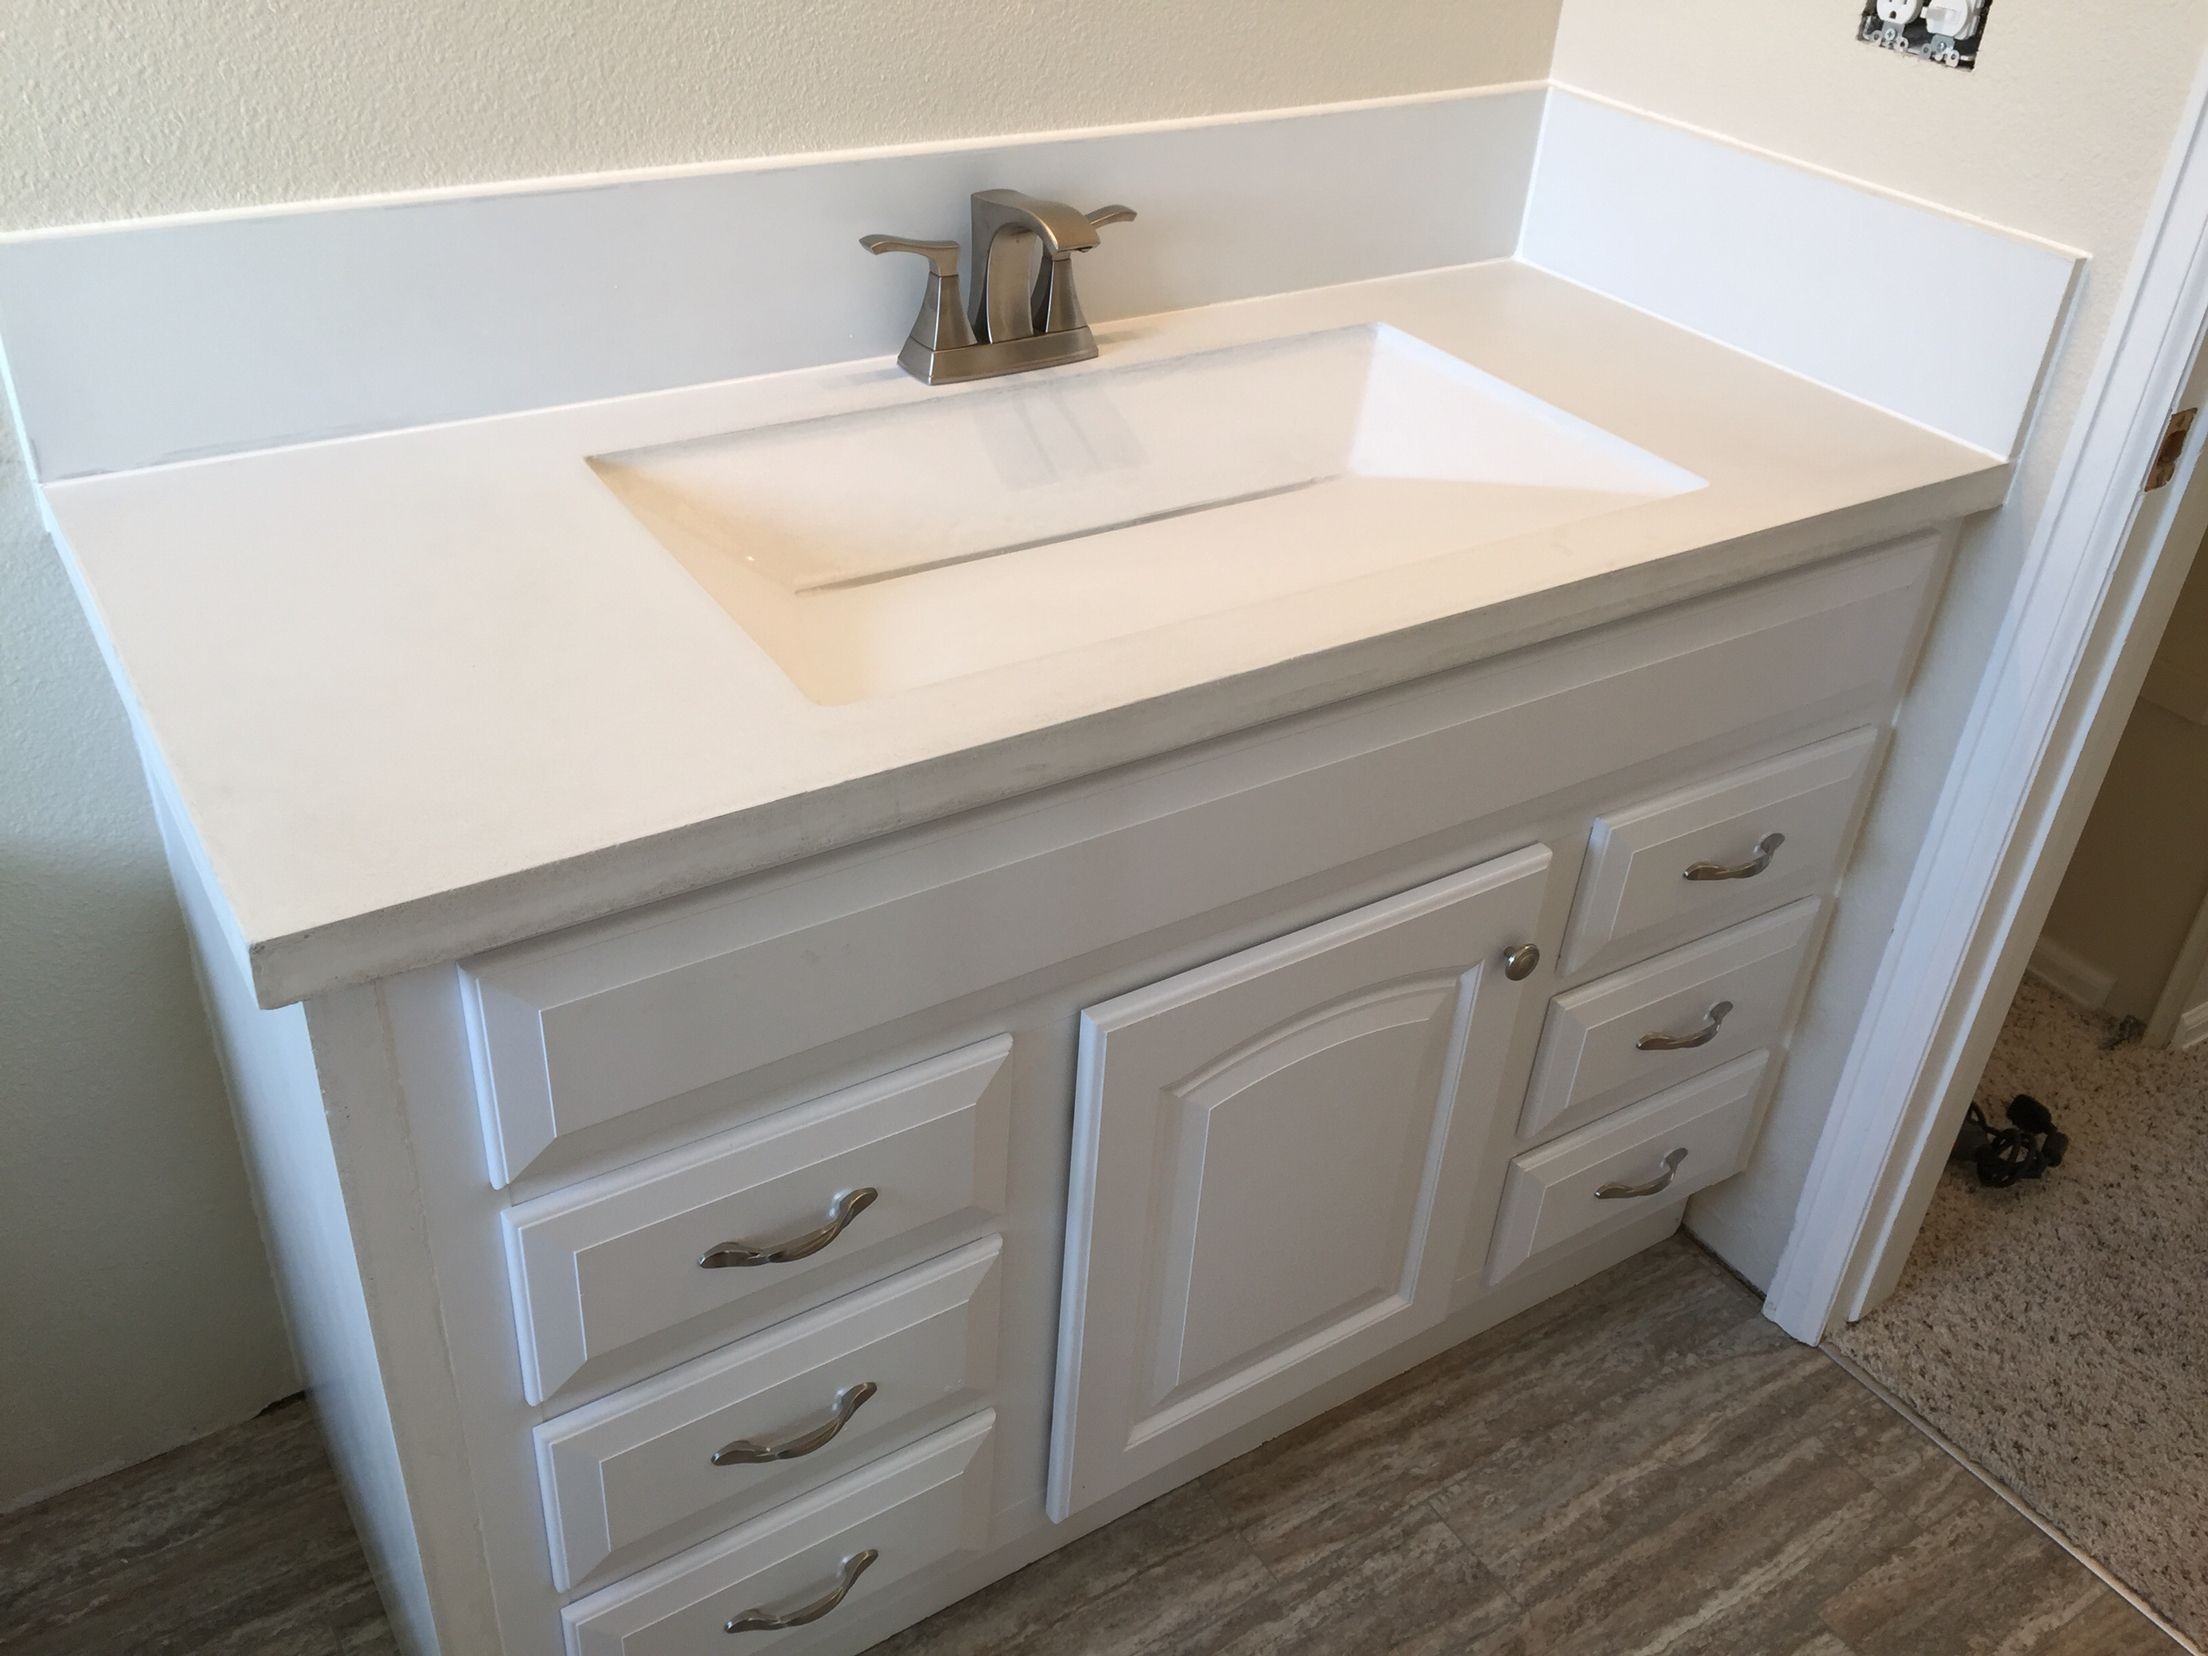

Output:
xmin=0 ymin=86 xmax=2078 ymax=1654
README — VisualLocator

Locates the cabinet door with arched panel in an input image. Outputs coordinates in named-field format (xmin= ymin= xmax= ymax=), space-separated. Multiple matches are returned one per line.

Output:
xmin=1047 ymin=844 xmax=1553 ymax=1521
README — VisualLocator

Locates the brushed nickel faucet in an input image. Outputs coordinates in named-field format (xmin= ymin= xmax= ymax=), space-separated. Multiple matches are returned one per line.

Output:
xmin=863 ymin=189 xmax=1136 ymax=385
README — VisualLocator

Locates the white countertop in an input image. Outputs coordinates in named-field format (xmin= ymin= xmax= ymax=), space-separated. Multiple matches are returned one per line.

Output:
xmin=44 ymin=260 xmax=2008 ymax=1006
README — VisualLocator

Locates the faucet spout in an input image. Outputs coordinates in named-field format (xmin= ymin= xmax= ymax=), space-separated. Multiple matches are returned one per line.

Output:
xmin=970 ymin=189 xmax=1101 ymax=343
xmin=971 ymin=188 xmax=1101 ymax=256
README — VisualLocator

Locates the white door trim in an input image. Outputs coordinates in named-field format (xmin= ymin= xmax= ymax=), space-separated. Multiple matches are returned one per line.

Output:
xmin=2145 ymin=891 xmax=2208 ymax=1045
xmin=1766 ymin=55 xmax=2208 ymax=1342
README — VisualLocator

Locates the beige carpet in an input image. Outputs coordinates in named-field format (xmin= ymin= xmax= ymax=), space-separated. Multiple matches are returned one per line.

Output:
xmin=1831 ymin=977 xmax=2208 ymax=1647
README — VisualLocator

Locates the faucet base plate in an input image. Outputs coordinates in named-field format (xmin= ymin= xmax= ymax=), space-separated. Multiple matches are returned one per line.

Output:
xmin=899 ymin=326 xmax=1099 ymax=385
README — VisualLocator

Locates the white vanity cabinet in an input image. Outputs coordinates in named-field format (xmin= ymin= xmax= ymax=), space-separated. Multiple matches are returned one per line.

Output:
xmin=152 ymin=531 xmax=1948 ymax=1655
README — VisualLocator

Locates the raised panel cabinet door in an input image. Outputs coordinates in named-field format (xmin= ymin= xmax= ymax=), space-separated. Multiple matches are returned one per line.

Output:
xmin=1047 ymin=844 xmax=1553 ymax=1521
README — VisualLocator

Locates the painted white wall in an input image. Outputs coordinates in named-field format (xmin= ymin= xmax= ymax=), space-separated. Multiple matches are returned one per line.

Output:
xmin=2040 ymin=531 xmax=2208 ymax=1020
xmin=1549 ymin=1 xmax=2208 ymax=1282
xmin=0 ymin=0 xmax=1562 ymax=1503
xmin=2041 ymin=695 xmax=2208 ymax=1019
xmin=3 ymin=0 xmax=1561 ymax=225
xmin=0 ymin=427 xmax=298 ymax=1509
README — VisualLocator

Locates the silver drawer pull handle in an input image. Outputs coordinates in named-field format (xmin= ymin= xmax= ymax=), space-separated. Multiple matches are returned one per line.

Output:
xmin=724 ymin=1547 xmax=878 ymax=1634
xmin=697 ymin=1188 xmax=878 ymax=1269
xmin=711 ymin=1381 xmax=878 ymax=1465
xmin=1683 ymin=831 xmax=1785 ymax=882
xmin=1636 ymin=1000 xmax=1734 ymax=1052
xmin=1595 ymin=1147 xmax=1689 ymax=1200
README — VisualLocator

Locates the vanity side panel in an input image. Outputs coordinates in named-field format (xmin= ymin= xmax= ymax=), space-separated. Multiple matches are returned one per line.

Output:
xmin=150 ymin=784 xmax=501 ymax=1654
xmin=147 ymin=789 xmax=441 ymax=1652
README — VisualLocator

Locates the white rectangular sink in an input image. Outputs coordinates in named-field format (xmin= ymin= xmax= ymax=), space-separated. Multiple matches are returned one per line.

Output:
xmin=592 ymin=324 xmax=1703 ymax=704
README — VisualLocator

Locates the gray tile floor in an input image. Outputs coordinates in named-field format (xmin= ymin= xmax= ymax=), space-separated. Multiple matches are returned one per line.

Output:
xmin=0 ymin=1396 xmax=392 ymax=1654
xmin=0 ymin=1239 xmax=2172 ymax=1655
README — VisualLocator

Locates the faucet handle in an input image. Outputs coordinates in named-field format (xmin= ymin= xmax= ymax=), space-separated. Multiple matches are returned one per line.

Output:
xmin=1033 ymin=205 xmax=1137 ymax=336
xmin=860 ymin=234 xmax=962 ymax=277
xmin=860 ymin=234 xmax=978 ymax=357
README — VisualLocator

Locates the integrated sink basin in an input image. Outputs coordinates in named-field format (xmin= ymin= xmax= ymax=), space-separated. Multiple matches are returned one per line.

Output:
xmin=592 ymin=324 xmax=1703 ymax=704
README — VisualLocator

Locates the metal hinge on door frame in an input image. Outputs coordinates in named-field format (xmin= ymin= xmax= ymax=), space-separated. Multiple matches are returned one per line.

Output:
xmin=2146 ymin=406 xmax=2198 ymax=491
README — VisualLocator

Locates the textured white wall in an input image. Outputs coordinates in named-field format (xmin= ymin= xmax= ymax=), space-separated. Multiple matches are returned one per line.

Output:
xmin=0 ymin=0 xmax=1563 ymax=1504
xmin=1549 ymin=1 xmax=2208 ymax=1283
xmin=2042 ymin=536 xmax=2208 ymax=1020
xmin=0 ymin=423 xmax=299 ymax=1508
xmin=5 ymin=0 xmax=1562 ymax=225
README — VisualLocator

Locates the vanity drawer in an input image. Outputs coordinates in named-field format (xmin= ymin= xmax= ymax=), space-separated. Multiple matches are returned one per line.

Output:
xmin=1521 ymin=899 xmax=1823 ymax=1142
xmin=462 ymin=542 xmax=1935 ymax=1185
xmin=561 ymin=1410 xmax=995 ymax=1656
xmin=536 ymin=1237 xmax=1003 ymax=1592
xmin=1488 ymin=1052 xmax=1769 ymax=1284
xmin=505 ymin=1038 xmax=1013 ymax=1403
xmin=1560 ymin=727 xmax=1879 ymax=976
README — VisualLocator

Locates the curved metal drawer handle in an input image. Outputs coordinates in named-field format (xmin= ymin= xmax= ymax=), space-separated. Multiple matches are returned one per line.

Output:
xmin=711 ymin=1381 xmax=878 ymax=1466
xmin=1682 ymin=831 xmax=1785 ymax=882
xmin=1595 ymin=1147 xmax=1689 ymax=1200
xmin=698 ymin=1188 xmax=878 ymax=1269
xmin=724 ymin=1547 xmax=878 ymax=1634
xmin=1636 ymin=1000 xmax=1735 ymax=1052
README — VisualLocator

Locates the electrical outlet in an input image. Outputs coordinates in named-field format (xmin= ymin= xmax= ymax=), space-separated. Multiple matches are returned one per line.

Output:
xmin=1859 ymin=0 xmax=1988 ymax=70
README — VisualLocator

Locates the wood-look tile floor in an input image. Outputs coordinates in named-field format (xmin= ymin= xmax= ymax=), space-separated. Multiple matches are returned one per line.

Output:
xmin=0 ymin=1396 xmax=393 ymax=1655
xmin=0 ymin=1239 xmax=2172 ymax=1655
xmin=880 ymin=1240 xmax=2175 ymax=1656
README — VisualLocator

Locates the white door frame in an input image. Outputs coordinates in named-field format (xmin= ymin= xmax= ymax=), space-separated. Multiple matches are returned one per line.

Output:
xmin=2145 ymin=893 xmax=2208 ymax=1047
xmin=1767 ymin=57 xmax=2208 ymax=1341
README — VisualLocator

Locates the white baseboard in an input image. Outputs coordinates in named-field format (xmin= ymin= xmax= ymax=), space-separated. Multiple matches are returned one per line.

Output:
xmin=2170 ymin=1001 xmax=2208 ymax=1050
xmin=2026 ymin=936 xmax=2116 ymax=1011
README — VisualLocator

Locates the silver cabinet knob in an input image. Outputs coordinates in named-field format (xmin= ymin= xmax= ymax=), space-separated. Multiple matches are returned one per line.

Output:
xmin=1502 ymin=943 xmax=1542 ymax=982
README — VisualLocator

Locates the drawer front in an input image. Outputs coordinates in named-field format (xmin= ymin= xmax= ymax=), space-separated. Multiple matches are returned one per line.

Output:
xmin=561 ymin=1410 xmax=995 ymax=1656
xmin=1488 ymin=1052 xmax=1769 ymax=1284
xmin=463 ymin=541 xmax=1935 ymax=1183
xmin=536 ymin=1238 xmax=1003 ymax=1592
xmin=1522 ymin=900 xmax=1823 ymax=1142
xmin=505 ymin=1038 xmax=1012 ymax=1403
xmin=1560 ymin=727 xmax=1879 ymax=977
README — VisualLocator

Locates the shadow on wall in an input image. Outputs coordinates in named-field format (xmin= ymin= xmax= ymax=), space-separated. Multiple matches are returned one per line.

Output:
xmin=2038 ymin=525 xmax=2208 ymax=1024
xmin=0 ymin=425 xmax=296 ymax=1510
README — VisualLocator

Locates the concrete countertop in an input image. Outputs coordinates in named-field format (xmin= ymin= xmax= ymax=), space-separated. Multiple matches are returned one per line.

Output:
xmin=41 ymin=259 xmax=2007 ymax=1006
